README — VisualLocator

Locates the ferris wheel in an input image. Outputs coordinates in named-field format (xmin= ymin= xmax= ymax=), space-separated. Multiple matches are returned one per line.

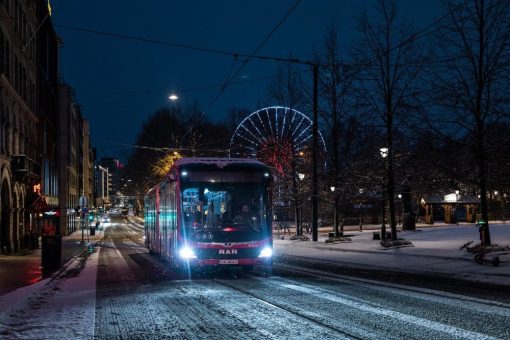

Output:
xmin=229 ymin=106 xmax=326 ymax=175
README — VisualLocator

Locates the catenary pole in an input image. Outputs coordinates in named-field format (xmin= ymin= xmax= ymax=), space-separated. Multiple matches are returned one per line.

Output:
xmin=312 ymin=64 xmax=319 ymax=242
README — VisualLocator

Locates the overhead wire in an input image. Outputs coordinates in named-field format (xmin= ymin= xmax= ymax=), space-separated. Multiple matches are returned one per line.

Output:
xmin=180 ymin=0 xmax=302 ymax=141
xmin=78 ymin=69 xmax=311 ymax=96
xmin=23 ymin=0 xmax=69 ymax=51
xmin=53 ymin=2 xmax=469 ymax=97
xmin=59 ymin=2 xmax=478 ymax=156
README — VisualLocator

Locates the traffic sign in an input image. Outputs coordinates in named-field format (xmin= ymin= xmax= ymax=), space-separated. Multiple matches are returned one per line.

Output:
xmin=79 ymin=196 xmax=88 ymax=208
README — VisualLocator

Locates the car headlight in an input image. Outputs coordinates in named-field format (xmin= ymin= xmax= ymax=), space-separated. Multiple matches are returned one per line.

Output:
xmin=179 ymin=246 xmax=197 ymax=259
xmin=258 ymin=247 xmax=272 ymax=258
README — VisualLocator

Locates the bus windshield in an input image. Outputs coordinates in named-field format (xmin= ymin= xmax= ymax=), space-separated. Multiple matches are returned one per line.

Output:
xmin=181 ymin=183 xmax=268 ymax=230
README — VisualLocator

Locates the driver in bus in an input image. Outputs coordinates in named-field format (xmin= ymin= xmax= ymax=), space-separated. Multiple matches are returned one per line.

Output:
xmin=206 ymin=201 xmax=218 ymax=228
xmin=233 ymin=203 xmax=256 ymax=226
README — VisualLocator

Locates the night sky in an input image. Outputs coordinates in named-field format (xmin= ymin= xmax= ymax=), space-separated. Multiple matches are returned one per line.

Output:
xmin=52 ymin=0 xmax=441 ymax=162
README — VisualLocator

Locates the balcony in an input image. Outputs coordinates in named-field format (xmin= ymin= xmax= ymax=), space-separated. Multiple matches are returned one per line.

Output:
xmin=11 ymin=155 xmax=41 ymax=181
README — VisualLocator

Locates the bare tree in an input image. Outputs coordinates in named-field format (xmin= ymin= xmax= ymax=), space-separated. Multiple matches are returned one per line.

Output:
xmin=267 ymin=62 xmax=308 ymax=235
xmin=317 ymin=24 xmax=356 ymax=236
xmin=429 ymin=0 xmax=510 ymax=245
xmin=354 ymin=0 xmax=425 ymax=240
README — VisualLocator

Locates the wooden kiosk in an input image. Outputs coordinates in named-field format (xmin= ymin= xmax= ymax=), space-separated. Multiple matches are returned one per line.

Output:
xmin=421 ymin=193 xmax=479 ymax=224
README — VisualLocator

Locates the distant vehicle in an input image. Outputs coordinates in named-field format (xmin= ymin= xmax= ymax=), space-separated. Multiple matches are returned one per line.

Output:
xmin=144 ymin=158 xmax=273 ymax=272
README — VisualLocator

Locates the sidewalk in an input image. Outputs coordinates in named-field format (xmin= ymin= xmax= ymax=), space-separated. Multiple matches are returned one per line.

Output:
xmin=273 ymin=223 xmax=510 ymax=287
xmin=0 ymin=224 xmax=105 ymax=296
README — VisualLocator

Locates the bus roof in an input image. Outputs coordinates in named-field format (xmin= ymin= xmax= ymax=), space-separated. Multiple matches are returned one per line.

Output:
xmin=173 ymin=157 xmax=266 ymax=169
xmin=146 ymin=158 xmax=269 ymax=196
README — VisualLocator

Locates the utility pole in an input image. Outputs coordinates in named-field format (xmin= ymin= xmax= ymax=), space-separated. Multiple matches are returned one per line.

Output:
xmin=312 ymin=64 xmax=319 ymax=242
xmin=206 ymin=52 xmax=326 ymax=241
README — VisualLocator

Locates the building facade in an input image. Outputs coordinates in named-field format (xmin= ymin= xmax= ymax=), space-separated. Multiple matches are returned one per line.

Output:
xmin=0 ymin=0 xmax=46 ymax=254
xmin=35 ymin=0 xmax=60 ymax=236
xmin=57 ymin=83 xmax=82 ymax=236
xmin=82 ymin=119 xmax=94 ymax=211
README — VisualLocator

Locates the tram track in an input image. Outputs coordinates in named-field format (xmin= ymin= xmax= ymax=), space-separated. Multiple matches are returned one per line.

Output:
xmin=208 ymin=264 xmax=507 ymax=340
xmin=212 ymin=274 xmax=365 ymax=340
xmin=270 ymin=263 xmax=510 ymax=310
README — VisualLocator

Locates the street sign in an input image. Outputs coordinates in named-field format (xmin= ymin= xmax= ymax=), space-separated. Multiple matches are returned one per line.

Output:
xmin=79 ymin=195 xmax=88 ymax=208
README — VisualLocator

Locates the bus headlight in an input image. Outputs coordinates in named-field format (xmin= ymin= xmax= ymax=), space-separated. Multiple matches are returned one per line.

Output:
xmin=179 ymin=246 xmax=197 ymax=259
xmin=258 ymin=247 xmax=272 ymax=258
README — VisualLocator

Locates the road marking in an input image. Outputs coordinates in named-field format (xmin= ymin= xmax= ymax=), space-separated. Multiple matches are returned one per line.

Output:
xmin=272 ymin=264 xmax=510 ymax=316
xmin=282 ymin=283 xmax=498 ymax=340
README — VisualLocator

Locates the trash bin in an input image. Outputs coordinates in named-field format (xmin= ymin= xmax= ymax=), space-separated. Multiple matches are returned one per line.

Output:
xmin=41 ymin=235 xmax=62 ymax=269
xmin=90 ymin=227 xmax=95 ymax=236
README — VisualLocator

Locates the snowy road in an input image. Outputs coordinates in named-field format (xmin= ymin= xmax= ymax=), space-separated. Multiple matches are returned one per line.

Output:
xmin=1 ymin=216 xmax=508 ymax=339
xmin=92 ymin=217 xmax=509 ymax=339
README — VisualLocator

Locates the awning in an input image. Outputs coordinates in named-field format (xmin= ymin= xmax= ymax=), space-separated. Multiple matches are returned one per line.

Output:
xmin=27 ymin=195 xmax=59 ymax=213
xmin=28 ymin=195 xmax=48 ymax=213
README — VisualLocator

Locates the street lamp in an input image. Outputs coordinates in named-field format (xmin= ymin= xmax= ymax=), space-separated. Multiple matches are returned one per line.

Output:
xmin=298 ymin=173 xmax=305 ymax=235
xmin=455 ymin=190 xmax=460 ymax=226
xmin=398 ymin=194 xmax=402 ymax=225
xmin=330 ymin=186 xmax=339 ymax=237
xmin=359 ymin=188 xmax=364 ymax=231
xmin=98 ymin=165 xmax=110 ymax=211
xmin=168 ymin=93 xmax=179 ymax=101
xmin=380 ymin=147 xmax=388 ymax=240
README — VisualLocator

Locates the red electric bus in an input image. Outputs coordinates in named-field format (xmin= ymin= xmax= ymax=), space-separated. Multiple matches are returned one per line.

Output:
xmin=144 ymin=158 xmax=272 ymax=272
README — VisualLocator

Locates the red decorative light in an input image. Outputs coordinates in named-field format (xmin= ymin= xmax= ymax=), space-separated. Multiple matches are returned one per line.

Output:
xmin=257 ymin=137 xmax=293 ymax=176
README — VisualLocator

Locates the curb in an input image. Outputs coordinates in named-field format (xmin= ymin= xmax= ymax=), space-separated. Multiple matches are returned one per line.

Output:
xmin=276 ymin=254 xmax=510 ymax=295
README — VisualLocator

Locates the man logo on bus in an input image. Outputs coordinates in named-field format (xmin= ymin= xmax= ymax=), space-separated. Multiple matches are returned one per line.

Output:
xmin=219 ymin=249 xmax=237 ymax=255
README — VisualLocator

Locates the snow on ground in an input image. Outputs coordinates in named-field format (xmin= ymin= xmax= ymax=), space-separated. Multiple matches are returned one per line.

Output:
xmin=0 ymin=221 xmax=508 ymax=338
xmin=274 ymin=223 xmax=510 ymax=286
xmin=0 ymin=248 xmax=98 ymax=339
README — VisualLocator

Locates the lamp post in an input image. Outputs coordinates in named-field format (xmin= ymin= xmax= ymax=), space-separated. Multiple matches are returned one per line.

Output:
xmin=330 ymin=186 xmax=340 ymax=237
xmin=398 ymin=194 xmax=402 ymax=225
xmin=455 ymin=190 xmax=459 ymax=226
xmin=298 ymin=173 xmax=305 ymax=235
xmin=380 ymin=147 xmax=388 ymax=240
xmin=98 ymin=165 xmax=109 ymax=212
xmin=494 ymin=191 xmax=500 ymax=212
xmin=359 ymin=188 xmax=364 ymax=231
